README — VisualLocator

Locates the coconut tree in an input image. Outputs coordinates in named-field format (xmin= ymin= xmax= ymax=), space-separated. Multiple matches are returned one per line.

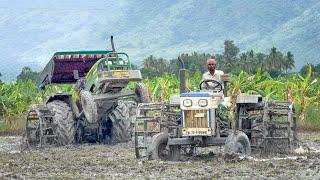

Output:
xmin=267 ymin=47 xmax=278 ymax=71
xmin=247 ymin=50 xmax=258 ymax=73
xmin=239 ymin=53 xmax=249 ymax=72
xmin=284 ymin=51 xmax=295 ymax=73
xmin=256 ymin=53 xmax=266 ymax=70
xmin=276 ymin=52 xmax=285 ymax=73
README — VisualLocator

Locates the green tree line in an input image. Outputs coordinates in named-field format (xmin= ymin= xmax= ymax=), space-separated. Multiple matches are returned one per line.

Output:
xmin=0 ymin=40 xmax=319 ymax=133
xmin=141 ymin=40 xmax=300 ymax=79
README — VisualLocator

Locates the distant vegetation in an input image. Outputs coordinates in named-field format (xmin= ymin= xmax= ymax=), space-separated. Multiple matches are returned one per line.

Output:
xmin=0 ymin=40 xmax=319 ymax=133
xmin=141 ymin=40 xmax=296 ymax=79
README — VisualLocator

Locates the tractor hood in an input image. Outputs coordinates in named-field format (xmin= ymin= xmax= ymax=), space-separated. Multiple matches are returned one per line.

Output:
xmin=180 ymin=92 xmax=215 ymax=97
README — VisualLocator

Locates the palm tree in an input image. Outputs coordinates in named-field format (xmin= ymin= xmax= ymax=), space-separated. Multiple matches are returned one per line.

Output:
xmin=256 ymin=53 xmax=266 ymax=70
xmin=268 ymin=47 xmax=278 ymax=71
xmin=284 ymin=51 xmax=295 ymax=73
xmin=143 ymin=55 xmax=154 ymax=69
xmin=239 ymin=53 xmax=249 ymax=72
xmin=248 ymin=50 xmax=256 ymax=73
xmin=276 ymin=51 xmax=285 ymax=73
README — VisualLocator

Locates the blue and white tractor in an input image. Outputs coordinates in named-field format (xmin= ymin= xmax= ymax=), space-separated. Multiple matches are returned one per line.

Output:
xmin=134 ymin=57 xmax=297 ymax=161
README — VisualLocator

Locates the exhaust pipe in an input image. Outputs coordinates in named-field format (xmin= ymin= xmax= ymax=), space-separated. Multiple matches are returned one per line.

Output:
xmin=111 ymin=35 xmax=115 ymax=52
xmin=178 ymin=56 xmax=187 ymax=93
xmin=178 ymin=56 xmax=185 ymax=69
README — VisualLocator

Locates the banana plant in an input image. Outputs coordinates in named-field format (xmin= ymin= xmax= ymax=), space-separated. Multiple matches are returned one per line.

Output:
xmin=188 ymin=70 xmax=202 ymax=91
xmin=228 ymin=71 xmax=250 ymax=102
xmin=286 ymin=64 xmax=318 ymax=124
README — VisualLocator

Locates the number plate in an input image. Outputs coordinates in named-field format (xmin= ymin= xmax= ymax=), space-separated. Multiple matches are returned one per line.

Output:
xmin=194 ymin=113 xmax=205 ymax=118
xmin=182 ymin=128 xmax=212 ymax=136
xmin=112 ymin=70 xmax=129 ymax=78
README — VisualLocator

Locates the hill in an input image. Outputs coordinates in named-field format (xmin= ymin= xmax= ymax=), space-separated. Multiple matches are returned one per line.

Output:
xmin=0 ymin=0 xmax=319 ymax=81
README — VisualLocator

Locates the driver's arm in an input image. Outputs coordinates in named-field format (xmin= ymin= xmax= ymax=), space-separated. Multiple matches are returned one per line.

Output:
xmin=217 ymin=70 xmax=225 ymax=79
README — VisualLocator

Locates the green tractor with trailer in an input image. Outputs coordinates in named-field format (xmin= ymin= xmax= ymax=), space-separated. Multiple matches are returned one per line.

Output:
xmin=134 ymin=57 xmax=297 ymax=160
xmin=24 ymin=36 xmax=149 ymax=147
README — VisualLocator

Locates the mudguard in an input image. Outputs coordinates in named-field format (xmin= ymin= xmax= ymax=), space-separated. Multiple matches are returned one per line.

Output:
xmin=45 ymin=93 xmax=80 ymax=118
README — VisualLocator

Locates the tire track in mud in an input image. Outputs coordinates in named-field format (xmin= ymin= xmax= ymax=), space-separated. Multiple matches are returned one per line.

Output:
xmin=0 ymin=132 xmax=319 ymax=179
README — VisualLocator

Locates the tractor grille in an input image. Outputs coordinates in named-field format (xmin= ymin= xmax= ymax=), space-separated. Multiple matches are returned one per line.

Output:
xmin=183 ymin=110 xmax=209 ymax=128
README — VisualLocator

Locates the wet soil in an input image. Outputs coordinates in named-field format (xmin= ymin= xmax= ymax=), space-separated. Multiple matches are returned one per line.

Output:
xmin=0 ymin=132 xmax=319 ymax=179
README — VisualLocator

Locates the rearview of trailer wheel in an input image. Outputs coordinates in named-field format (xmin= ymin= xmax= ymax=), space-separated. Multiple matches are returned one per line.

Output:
xmin=224 ymin=131 xmax=251 ymax=156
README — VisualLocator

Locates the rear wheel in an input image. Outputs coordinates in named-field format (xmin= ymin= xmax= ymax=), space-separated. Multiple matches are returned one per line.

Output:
xmin=108 ymin=100 xmax=131 ymax=143
xmin=149 ymin=133 xmax=181 ymax=161
xmin=224 ymin=131 xmax=251 ymax=156
xmin=135 ymin=83 xmax=151 ymax=103
xmin=47 ymin=100 xmax=76 ymax=145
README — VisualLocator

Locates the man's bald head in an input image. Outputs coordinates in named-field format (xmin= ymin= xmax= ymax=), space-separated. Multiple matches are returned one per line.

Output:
xmin=207 ymin=58 xmax=217 ymax=65
xmin=207 ymin=58 xmax=217 ymax=74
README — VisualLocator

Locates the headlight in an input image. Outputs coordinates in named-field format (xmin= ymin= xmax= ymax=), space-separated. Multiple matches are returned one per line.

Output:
xmin=183 ymin=99 xmax=192 ymax=107
xmin=198 ymin=99 xmax=208 ymax=107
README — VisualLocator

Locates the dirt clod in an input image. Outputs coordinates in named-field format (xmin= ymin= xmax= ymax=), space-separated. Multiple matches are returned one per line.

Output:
xmin=268 ymin=162 xmax=275 ymax=168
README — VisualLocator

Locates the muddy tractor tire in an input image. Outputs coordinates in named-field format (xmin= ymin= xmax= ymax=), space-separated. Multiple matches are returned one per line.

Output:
xmin=108 ymin=100 xmax=132 ymax=143
xmin=148 ymin=132 xmax=181 ymax=161
xmin=224 ymin=131 xmax=251 ymax=156
xmin=80 ymin=90 xmax=98 ymax=124
xmin=135 ymin=83 xmax=151 ymax=103
xmin=46 ymin=100 xmax=76 ymax=145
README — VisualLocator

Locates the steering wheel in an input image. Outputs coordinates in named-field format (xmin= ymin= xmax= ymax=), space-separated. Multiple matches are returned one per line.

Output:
xmin=199 ymin=79 xmax=223 ymax=92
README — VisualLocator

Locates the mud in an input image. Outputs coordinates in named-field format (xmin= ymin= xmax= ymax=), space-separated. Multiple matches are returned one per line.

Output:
xmin=0 ymin=132 xmax=319 ymax=179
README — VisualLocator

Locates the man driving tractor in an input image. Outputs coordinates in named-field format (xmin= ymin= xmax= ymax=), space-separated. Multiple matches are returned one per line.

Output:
xmin=201 ymin=58 xmax=224 ymax=90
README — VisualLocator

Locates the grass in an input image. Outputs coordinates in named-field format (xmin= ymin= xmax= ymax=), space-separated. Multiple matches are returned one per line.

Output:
xmin=297 ymin=104 xmax=320 ymax=131
xmin=0 ymin=116 xmax=26 ymax=135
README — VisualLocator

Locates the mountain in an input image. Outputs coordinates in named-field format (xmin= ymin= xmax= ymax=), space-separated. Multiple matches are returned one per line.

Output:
xmin=0 ymin=0 xmax=319 ymax=81
xmin=253 ymin=2 xmax=320 ymax=69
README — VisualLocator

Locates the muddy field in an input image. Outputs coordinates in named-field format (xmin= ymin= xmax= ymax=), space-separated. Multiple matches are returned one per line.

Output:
xmin=0 ymin=132 xmax=319 ymax=179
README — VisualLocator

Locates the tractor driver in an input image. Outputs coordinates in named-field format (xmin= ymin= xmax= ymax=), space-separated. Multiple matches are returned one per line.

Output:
xmin=201 ymin=58 xmax=224 ymax=91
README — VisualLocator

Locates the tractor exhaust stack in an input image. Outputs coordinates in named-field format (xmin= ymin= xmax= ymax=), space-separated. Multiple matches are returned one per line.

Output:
xmin=111 ymin=35 xmax=115 ymax=52
xmin=178 ymin=56 xmax=187 ymax=93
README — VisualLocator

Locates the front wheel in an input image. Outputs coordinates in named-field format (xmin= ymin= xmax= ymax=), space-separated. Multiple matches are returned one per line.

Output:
xmin=224 ymin=131 xmax=251 ymax=156
xmin=148 ymin=133 xmax=180 ymax=161
xmin=80 ymin=90 xmax=98 ymax=124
